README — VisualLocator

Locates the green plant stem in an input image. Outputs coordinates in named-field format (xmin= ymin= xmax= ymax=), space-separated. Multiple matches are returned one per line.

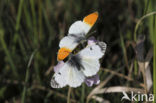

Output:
xmin=21 ymin=66 xmax=30 ymax=103
xmin=134 ymin=11 xmax=156 ymax=41
xmin=21 ymin=51 xmax=36 ymax=103
xmin=14 ymin=0 xmax=27 ymax=60
xmin=38 ymin=0 xmax=43 ymax=40
xmin=15 ymin=0 xmax=24 ymax=31
xmin=30 ymin=0 xmax=41 ymax=83
xmin=153 ymin=15 xmax=156 ymax=103
xmin=67 ymin=87 xmax=72 ymax=103
xmin=0 ymin=30 xmax=17 ymax=77
xmin=119 ymin=29 xmax=129 ymax=70
xmin=30 ymin=0 xmax=38 ymax=46
xmin=81 ymin=84 xmax=85 ymax=103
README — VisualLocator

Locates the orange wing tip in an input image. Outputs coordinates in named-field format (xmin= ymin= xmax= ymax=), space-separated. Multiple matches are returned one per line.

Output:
xmin=57 ymin=47 xmax=72 ymax=61
xmin=83 ymin=11 xmax=99 ymax=27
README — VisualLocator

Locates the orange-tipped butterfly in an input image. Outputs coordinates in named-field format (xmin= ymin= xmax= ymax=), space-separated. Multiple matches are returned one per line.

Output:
xmin=51 ymin=40 xmax=106 ymax=88
xmin=57 ymin=12 xmax=99 ymax=61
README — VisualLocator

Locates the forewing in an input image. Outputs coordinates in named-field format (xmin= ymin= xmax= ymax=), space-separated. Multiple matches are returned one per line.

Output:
xmin=59 ymin=12 xmax=99 ymax=51
xmin=68 ymin=21 xmax=90 ymax=35
xmin=68 ymin=11 xmax=99 ymax=36
xmin=59 ymin=36 xmax=79 ymax=50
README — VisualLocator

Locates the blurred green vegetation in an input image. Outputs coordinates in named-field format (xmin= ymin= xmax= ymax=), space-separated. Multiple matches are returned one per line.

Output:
xmin=0 ymin=0 xmax=156 ymax=103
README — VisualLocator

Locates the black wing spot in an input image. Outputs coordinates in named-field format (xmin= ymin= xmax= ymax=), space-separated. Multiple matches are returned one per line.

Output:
xmin=58 ymin=72 xmax=61 ymax=75
xmin=90 ymin=47 xmax=93 ymax=50
xmin=97 ymin=42 xmax=107 ymax=53
xmin=68 ymin=55 xmax=84 ymax=71
xmin=51 ymin=78 xmax=61 ymax=88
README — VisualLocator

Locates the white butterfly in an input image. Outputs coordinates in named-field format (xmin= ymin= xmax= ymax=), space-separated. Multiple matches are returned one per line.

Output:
xmin=57 ymin=12 xmax=98 ymax=61
xmin=51 ymin=41 xmax=106 ymax=88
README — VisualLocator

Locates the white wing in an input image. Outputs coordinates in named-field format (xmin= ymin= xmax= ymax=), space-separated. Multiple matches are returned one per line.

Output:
xmin=59 ymin=21 xmax=92 ymax=50
xmin=78 ymin=42 xmax=107 ymax=77
xmin=50 ymin=77 xmax=66 ymax=88
xmin=64 ymin=61 xmax=85 ymax=87
xmin=51 ymin=69 xmax=67 ymax=88
xmin=59 ymin=36 xmax=79 ymax=50
xmin=59 ymin=34 xmax=85 ymax=50
xmin=79 ymin=42 xmax=106 ymax=59
xmin=59 ymin=12 xmax=98 ymax=50
xmin=80 ymin=58 xmax=100 ymax=77
xmin=68 ymin=21 xmax=90 ymax=36
xmin=51 ymin=61 xmax=85 ymax=88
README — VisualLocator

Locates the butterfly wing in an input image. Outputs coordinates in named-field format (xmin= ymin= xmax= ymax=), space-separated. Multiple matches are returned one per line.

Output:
xmin=59 ymin=20 xmax=89 ymax=50
xmin=50 ymin=77 xmax=65 ymax=88
xmin=51 ymin=61 xmax=85 ymax=88
xmin=59 ymin=12 xmax=99 ymax=48
xmin=68 ymin=21 xmax=90 ymax=35
xmin=59 ymin=35 xmax=85 ymax=50
xmin=68 ymin=12 xmax=98 ymax=36
xmin=50 ymin=68 xmax=67 ymax=88
xmin=58 ymin=12 xmax=98 ymax=60
xmin=65 ymin=61 xmax=85 ymax=87
xmin=78 ymin=42 xmax=107 ymax=77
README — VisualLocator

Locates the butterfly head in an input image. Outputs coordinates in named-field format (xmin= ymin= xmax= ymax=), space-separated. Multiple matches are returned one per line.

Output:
xmin=57 ymin=47 xmax=72 ymax=61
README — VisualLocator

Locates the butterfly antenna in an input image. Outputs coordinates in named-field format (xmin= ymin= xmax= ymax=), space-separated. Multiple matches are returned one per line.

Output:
xmin=86 ymin=30 xmax=97 ymax=38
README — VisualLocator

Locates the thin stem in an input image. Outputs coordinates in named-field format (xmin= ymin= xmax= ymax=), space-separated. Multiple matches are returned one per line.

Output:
xmin=134 ymin=12 xmax=156 ymax=41
xmin=21 ymin=50 xmax=36 ymax=103
xmin=119 ymin=28 xmax=129 ymax=70
xmin=153 ymin=15 xmax=156 ymax=103
xmin=14 ymin=0 xmax=27 ymax=60
xmin=15 ymin=0 xmax=24 ymax=31
xmin=81 ymin=84 xmax=85 ymax=103
xmin=67 ymin=87 xmax=72 ymax=103
xmin=0 ymin=29 xmax=17 ymax=77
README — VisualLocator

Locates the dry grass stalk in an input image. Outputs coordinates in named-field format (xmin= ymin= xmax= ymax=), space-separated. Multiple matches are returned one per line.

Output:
xmin=103 ymin=68 xmax=144 ymax=88
xmin=94 ymin=86 xmax=145 ymax=94
xmin=92 ymin=96 xmax=110 ymax=103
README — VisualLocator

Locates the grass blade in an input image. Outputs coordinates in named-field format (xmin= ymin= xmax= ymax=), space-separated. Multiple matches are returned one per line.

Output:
xmin=21 ymin=50 xmax=37 ymax=103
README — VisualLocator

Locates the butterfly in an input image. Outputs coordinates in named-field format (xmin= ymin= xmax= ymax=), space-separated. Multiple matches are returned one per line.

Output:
xmin=57 ymin=12 xmax=99 ymax=61
xmin=51 ymin=40 xmax=106 ymax=88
